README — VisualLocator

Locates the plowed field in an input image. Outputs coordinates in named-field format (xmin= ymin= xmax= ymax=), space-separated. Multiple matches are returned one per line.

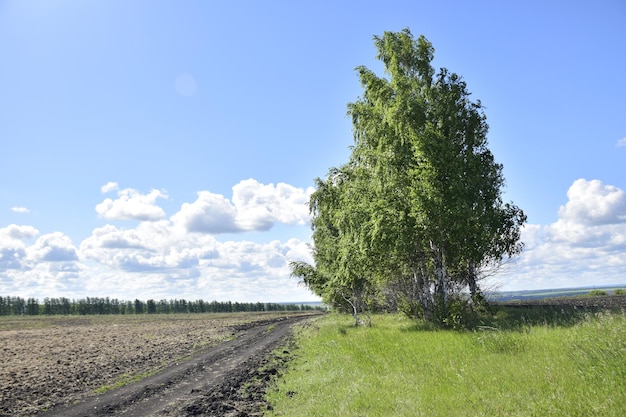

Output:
xmin=0 ymin=312 xmax=319 ymax=416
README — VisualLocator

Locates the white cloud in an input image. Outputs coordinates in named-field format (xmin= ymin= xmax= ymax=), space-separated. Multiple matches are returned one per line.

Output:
xmin=172 ymin=179 xmax=313 ymax=234
xmin=557 ymin=178 xmax=626 ymax=226
xmin=27 ymin=232 xmax=79 ymax=263
xmin=0 ymin=228 xmax=82 ymax=294
xmin=101 ymin=181 xmax=119 ymax=193
xmin=491 ymin=179 xmax=626 ymax=291
xmin=616 ymin=137 xmax=626 ymax=148
xmin=1 ymin=221 xmax=316 ymax=302
xmin=11 ymin=206 xmax=30 ymax=214
xmin=232 ymin=179 xmax=313 ymax=230
xmin=78 ymin=219 xmax=315 ymax=301
xmin=0 ymin=224 xmax=39 ymax=241
xmin=0 ymin=225 xmax=39 ymax=270
xmin=0 ymin=179 xmax=320 ymax=302
xmin=172 ymin=191 xmax=239 ymax=234
xmin=81 ymin=221 xmax=208 ymax=271
xmin=96 ymin=186 xmax=168 ymax=221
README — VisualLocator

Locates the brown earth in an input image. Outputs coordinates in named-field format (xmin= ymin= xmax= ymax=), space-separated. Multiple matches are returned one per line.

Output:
xmin=496 ymin=294 xmax=626 ymax=309
xmin=0 ymin=312 xmax=320 ymax=417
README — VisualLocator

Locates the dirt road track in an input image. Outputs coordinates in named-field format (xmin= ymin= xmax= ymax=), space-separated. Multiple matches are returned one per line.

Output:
xmin=41 ymin=314 xmax=317 ymax=417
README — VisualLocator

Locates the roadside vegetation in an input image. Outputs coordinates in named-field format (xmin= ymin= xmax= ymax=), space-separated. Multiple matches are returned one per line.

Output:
xmin=267 ymin=308 xmax=626 ymax=416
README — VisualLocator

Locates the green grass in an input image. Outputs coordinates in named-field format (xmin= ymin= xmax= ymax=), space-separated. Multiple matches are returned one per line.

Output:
xmin=267 ymin=310 xmax=626 ymax=416
xmin=93 ymin=369 xmax=159 ymax=395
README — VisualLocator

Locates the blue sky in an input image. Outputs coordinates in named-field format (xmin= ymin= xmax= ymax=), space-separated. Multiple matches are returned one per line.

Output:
xmin=1 ymin=0 xmax=625 ymax=302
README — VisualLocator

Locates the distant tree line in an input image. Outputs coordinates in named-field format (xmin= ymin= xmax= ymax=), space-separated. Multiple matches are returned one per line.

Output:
xmin=0 ymin=295 xmax=322 ymax=316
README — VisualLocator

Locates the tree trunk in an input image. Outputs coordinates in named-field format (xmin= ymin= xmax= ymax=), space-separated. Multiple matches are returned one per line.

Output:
xmin=431 ymin=241 xmax=448 ymax=323
xmin=412 ymin=263 xmax=433 ymax=321
xmin=341 ymin=292 xmax=370 ymax=327
xmin=466 ymin=262 xmax=478 ymax=298
xmin=465 ymin=261 xmax=486 ymax=311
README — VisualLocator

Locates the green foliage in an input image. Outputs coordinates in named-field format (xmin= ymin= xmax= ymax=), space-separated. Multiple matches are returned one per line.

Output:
xmin=587 ymin=289 xmax=608 ymax=296
xmin=93 ymin=370 xmax=158 ymax=395
xmin=396 ymin=296 xmax=423 ymax=318
xmin=614 ymin=288 xmax=626 ymax=295
xmin=441 ymin=296 xmax=477 ymax=330
xmin=298 ymin=28 xmax=525 ymax=327
xmin=268 ymin=311 xmax=626 ymax=416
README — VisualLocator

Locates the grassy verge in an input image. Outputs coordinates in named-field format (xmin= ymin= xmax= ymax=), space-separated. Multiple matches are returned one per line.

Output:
xmin=267 ymin=310 xmax=625 ymax=416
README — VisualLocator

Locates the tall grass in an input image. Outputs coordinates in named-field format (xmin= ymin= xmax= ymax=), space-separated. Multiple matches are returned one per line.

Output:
xmin=267 ymin=310 xmax=626 ymax=416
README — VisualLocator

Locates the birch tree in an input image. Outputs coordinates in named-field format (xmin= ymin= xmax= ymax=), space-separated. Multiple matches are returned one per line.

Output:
xmin=295 ymin=29 xmax=526 ymax=327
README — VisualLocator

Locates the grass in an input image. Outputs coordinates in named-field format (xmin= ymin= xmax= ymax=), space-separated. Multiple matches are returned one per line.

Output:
xmin=267 ymin=310 xmax=626 ymax=416
xmin=93 ymin=369 xmax=160 ymax=395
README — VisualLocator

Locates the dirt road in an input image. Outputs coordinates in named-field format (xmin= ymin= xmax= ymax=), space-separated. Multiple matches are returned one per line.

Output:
xmin=34 ymin=314 xmax=315 ymax=417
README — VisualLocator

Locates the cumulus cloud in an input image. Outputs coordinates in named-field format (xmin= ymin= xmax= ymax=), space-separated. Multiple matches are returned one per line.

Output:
xmin=0 ymin=179 xmax=320 ymax=302
xmin=101 ymin=181 xmax=119 ymax=193
xmin=78 ymin=219 xmax=315 ymax=301
xmin=0 ymin=224 xmax=39 ymax=241
xmin=11 ymin=206 xmax=30 ymax=214
xmin=96 ymin=186 xmax=168 ymax=221
xmin=81 ymin=221 xmax=207 ymax=271
xmin=172 ymin=192 xmax=239 ymax=234
xmin=0 ymin=227 xmax=81 ymax=295
xmin=27 ymin=232 xmax=79 ymax=262
xmin=172 ymin=179 xmax=313 ymax=234
xmin=492 ymin=179 xmax=626 ymax=291
xmin=0 ymin=225 xmax=39 ymax=270
xmin=232 ymin=179 xmax=313 ymax=230
xmin=1 ymin=222 xmax=315 ymax=302
xmin=616 ymin=137 xmax=626 ymax=148
xmin=557 ymin=179 xmax=626 ymax=226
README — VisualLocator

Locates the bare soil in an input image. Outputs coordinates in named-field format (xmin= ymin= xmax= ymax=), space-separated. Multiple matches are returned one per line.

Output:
xmin=496 ymin=294 xmax=626 ymax=310
xmin=0 ymin=312 xmax=320 ymax=417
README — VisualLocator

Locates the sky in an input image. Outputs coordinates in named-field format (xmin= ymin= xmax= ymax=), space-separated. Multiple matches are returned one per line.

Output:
xmin=1 ymin=0 xmax=625 ymax=302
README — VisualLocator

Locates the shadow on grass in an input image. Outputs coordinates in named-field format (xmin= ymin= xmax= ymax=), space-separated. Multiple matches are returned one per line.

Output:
xmin=484 ymin=305 xmax=604 ymax=331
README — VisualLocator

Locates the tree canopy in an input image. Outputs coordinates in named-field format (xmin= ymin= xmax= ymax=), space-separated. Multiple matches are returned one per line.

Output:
xmin=292 ymin=29 xmax=526 ymax=327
